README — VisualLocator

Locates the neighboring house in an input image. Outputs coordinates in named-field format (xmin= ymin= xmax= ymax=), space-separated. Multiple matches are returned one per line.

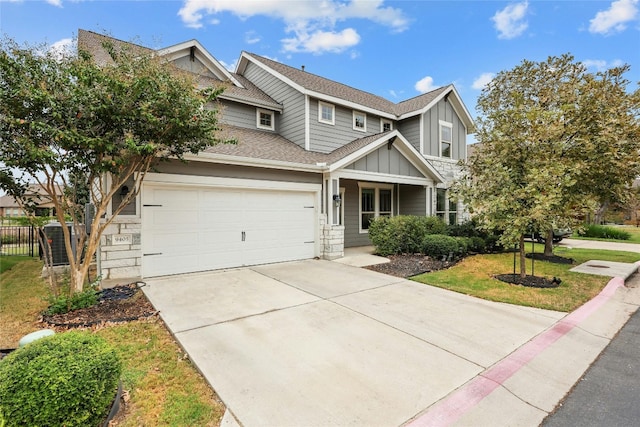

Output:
xmin=79 ymin=30 xmax=474 ymax=280
xmin=0 ymin=185 xmax=59 ymax=218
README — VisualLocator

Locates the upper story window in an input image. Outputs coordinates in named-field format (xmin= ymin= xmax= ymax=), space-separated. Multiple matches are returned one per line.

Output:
xmin=439 ymin=120 xmax=453 ymax=158
xmin=381 ymin=119 xmax=393 ymax=132
xmin=353 ymin=111 xmax=366 ymax=132
xmin=319 ymin=101 xmax=335 ymax=125
xmin=256 ymin=108 xmax=275 ymax=131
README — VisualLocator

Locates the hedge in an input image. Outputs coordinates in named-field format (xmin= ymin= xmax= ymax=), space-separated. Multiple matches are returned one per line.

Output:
xmin=578 ymin=224 xmax=631 ymax=241
xmin=0 ymin=331 xmax=122 ymax=427
xmin=368 ymin=215 xmax=448 ymax=256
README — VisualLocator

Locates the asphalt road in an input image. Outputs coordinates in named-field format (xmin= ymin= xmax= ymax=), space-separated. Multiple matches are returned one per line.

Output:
xmin=542 ymin=294 xmax=640 ymax=427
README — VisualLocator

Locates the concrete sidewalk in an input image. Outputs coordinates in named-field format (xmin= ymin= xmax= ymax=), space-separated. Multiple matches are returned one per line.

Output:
xmin=141 ymin=257 xmax=640 ymax=427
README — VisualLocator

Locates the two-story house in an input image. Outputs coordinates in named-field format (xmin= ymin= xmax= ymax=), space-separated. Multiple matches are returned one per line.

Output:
xmin=79 ymin=30 xmax=474 ymax=280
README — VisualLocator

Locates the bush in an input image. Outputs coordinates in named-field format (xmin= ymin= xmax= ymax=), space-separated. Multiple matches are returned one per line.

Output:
xmin=369 ymin=215 xmax=448 ymax=256
xmin=421 ymin=234 xmax=461 ymax=259
xmin=0 ymin=331 xmax=122 ymax=427
xmin=467 ymin=236 xmax=487 ymax=253
xmin=45 ymin=286 xmax=99 ymax=315
xmin=578 ymin=224 xmax=631 ymax=241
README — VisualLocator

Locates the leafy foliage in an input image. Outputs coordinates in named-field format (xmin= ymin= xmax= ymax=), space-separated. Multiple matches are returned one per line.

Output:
xmin=578 ymin=224 xmax=631 ymax=241
xmin=421 ymin=234 xmax=464 ymax=259
xmin=456 ymin=54 xmax=640 ymax=276
xmin=0 ymin=331 xmax=122 ymax=427
xmin=0 ymin=35 xmax=226 ymax=294
xmin=368 ymin=215 xmax=448 ymax=256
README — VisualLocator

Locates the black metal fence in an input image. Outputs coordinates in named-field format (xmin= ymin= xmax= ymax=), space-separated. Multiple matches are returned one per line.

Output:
xmin=0 ymin=225 xmax=39 ymax=257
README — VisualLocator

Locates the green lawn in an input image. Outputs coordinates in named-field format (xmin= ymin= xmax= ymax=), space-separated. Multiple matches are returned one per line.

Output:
xmin=411 ymin=246 xmax=640 ymax=313
xmin=0 ymin=256 xmax=224 ymax=426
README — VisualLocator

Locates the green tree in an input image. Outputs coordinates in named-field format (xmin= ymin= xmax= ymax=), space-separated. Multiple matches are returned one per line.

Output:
xmin=0 ymin=37 xmax=226 ymax=293
xmin=457 ymin=54 xmax=639 ymax=276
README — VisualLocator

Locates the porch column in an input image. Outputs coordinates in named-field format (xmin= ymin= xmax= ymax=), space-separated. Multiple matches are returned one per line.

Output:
xmin=321 ymin=174 xmax=344 ymax=260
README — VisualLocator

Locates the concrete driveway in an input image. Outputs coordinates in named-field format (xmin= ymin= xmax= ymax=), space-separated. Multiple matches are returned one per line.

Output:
xmin=141 ymin=259 xmax=573 ymax=426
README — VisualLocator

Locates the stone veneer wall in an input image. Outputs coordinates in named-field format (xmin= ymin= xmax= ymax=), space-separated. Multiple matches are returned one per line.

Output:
xmin=429 ymin=157 xmax=470 ymax=223
xmin=98 ymin=217 xmax=142 ymax=280
xmin=319 ymin=214 xmax=344 ymax=260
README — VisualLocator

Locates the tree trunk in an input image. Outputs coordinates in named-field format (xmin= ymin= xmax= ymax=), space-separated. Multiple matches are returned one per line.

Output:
xmin=594 ymin=201 xmax=610 ymax=225
xmin=544 ymin=228 xmax=554 ymax=256
xmin=519 ymin=234 xmax=527 ymax=278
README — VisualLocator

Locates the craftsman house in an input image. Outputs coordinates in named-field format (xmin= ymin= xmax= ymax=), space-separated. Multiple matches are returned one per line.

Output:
xmin=79 ymin=30 xmax=474 ymax=279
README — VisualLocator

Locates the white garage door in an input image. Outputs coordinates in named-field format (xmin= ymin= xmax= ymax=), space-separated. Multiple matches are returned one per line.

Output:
xmin=142 ymin=184 xmax=317 ymax=277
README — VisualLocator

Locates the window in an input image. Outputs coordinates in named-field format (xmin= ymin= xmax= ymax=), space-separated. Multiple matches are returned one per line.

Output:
xmin=448 ymin=198 xmax=458 ymax=225
xmin=440 ymin=121 xmax=452 ymax=158
xmin=319 ymin=101 xmax=335 ymax=125
xmin=436 ymin=188 xmax=446 ymax=221
xmin=359 ymin=183 xmax=394 ymax=232
xmin=381 ymin=119 xmax=393 ymax=132
xmin=353 ymin=111 xmax=366 ymax=132
xmin=436 ymin=188 xmax=458 ymax=225
xmin=256 ymin=109 xmax=274 ymax=131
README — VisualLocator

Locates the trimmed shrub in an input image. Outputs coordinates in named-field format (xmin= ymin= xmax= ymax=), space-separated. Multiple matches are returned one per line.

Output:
xmin=467 ymin=236 xmax=487 ymax=253
xmin=369 ymin=215 xmax=449 ymax=256
xmin=578 ymin=224 xmax=631 ymax=241
xmin=421 ymin=234 xmax=460 ymax=259
xmin=0 ymin=331 xmax=122 ymax=427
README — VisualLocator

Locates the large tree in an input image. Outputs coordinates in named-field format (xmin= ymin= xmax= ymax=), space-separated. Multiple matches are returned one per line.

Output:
xmin=457 ymin=54 xmax=639 ymax=276
xmin=0 ymin=37 xmax=226 ymax=293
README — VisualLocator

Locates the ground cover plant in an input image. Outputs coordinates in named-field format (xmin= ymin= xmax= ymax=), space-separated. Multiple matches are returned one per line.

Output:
xmin=0 ymin=256 xmax=225 ymax=426
xmin=577 ymin=224 xmax=631 ymax=241
xmin=411 ymin=246 xmax=640 ymax=312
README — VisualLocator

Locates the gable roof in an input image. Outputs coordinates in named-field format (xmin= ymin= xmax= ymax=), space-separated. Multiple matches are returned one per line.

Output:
xmin=195 ymin=126 xmax=443 ymax=183
xmin=237 ymin=52 xmax=474 ymax=132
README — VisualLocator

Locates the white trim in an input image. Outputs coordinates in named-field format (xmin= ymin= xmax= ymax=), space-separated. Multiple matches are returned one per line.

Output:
xmin=318 ymin=101 xmax=335 ymax=125
xmin=339 ymin=187 xmax=345 ymax=226
xmin=439 ymin=120 xmax=453 ymax=158
xmin=256 ymin=108 xmax=275 ymax=131
xmin=380 ymin=118 xmax=393 ymax=132
xmin=357 ymin=182 xmax=394 ymax=233
xmin=144 ymin=173 xmax=321 ymax=193
xmin=419 ymin=114 xmax=425 ymax=155
xmin=352 ymin=110 xmax=367 ymax=132
xmin=158 ymin=40 xmax=244 ymax=88
xmin=335 ymin=169 xmax=432 ymax=186
xmin=305 ymin=95 xmax=310 ymax=150
xmin=184 ymin=152 xmax=324 ymax=173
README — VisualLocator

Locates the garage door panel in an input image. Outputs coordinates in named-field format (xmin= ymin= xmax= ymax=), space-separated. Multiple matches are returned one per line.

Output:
xmin=143 ymin=184 xmax=317 ymax=277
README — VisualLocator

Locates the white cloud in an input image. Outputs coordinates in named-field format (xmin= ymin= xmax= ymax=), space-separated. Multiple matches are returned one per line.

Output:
xmin=245 ymin=31 xmax=260 ymax=44
xmin=46 ymin=0 xmax=62 ymax=6
xmin=415 ymin=76 xmax=436 ymax=93
xmin=582 ymin=58 xmax=625 ymax=71
xmin=219 ymin=59 xmax=238 ymax=72
xmin=492 ymin=1 xmax=529 ymax=39
xmin=472 ymin=72 xmax=495 ymax=90
xmin=178 ymin=0 xmax=409 ymax=54
xmin=48 ymin=38 xmax=75 ymax=60
xmin=589 ymin=0 xmax=638 ymax=34
xmin=282 ymin=28 xmax=360 ymax=54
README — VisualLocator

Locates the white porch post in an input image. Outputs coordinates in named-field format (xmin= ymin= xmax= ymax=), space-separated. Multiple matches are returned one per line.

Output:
xmin=320 ymin=173 xmax=344 ymax=260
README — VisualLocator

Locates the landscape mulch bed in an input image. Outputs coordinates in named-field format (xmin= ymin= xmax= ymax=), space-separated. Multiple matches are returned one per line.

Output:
xmin=365 ymin=254 xmax=456 ymax=278
xmin=525 ymin=253 xmax=575 ymax=264
xmin=42 ymin=283 xmax=157 ymax=328
xmin=495 ymin=274 xmax=561 ymax=288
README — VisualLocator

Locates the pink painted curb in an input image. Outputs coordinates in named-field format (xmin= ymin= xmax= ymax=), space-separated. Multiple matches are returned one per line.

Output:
xmin=406 ymin=277 xmax=626 ymax=427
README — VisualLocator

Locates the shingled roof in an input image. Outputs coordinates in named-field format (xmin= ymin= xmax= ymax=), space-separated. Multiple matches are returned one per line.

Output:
xmin=243 ymin=52 xmax=453 ymax=118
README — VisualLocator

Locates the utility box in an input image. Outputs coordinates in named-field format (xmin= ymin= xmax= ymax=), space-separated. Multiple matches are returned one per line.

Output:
xmin=43 ymin=222 xmax=77 ymax=266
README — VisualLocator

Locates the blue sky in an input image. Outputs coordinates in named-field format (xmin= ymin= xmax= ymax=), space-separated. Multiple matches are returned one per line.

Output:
xmin=1 ymin=0 xmax=639 ymax=142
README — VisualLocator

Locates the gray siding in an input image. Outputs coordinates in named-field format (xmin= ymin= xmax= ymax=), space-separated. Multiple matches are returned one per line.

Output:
xmin=342 ymin=180 xmax=371 ymax=247
xmin=156 ymin=159 xmax=321 ymax=184
xmin=242 ymin=63 xmax=306 ymax=148
xmin=399 ymin=185 xmax=427 ymax=216
xmin=172 ymin=56 xmax=216 ymax=78
xmin=422 ymin=98 xmax=467 ymax=160
xmin=397 ymin=116 xmax=421 ymax=153
xmin=219 ymin=100 xmax=277 ymax=131
xmin=309 ymin=100 xmax=381 ymax=153
xmin=345 ymin=145 xmax=422 ymax=177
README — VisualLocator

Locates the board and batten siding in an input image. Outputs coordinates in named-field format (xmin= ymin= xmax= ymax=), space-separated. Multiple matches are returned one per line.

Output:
xmin=172 ymin=56 xmax=217 ymax=78
xmin=242 ymin=62 xmax=306 ymax=148
xmin=422 ymin=98 xmax=467 ymax=160
xmin=218 ymin=100 xmax=277 ymax=131
xmin=397 ymin=116 xmax=421 ymax=154
xmin=344 ymin=145 xmax=422 ymax=177
xmin=398 ymin=185 xmax=427 ymax=216
xmin=309 ymin=100 xmax=381 ymax=154
xmin=342 ymin=179 xmax=371 ymax=247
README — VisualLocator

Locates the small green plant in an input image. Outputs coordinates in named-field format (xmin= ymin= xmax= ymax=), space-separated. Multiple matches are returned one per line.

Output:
xmin=369 ymin=215 xmax=448 ymax=256
xmin=0 ymin=331 xmax=122 ymax=427
xmin=421 ymin=234 xmax=462 ymax=259
xmin=578 ymin=224 xmax=631 ymax=241
xmin=44 ymin=274 xmax=100 ymax=315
